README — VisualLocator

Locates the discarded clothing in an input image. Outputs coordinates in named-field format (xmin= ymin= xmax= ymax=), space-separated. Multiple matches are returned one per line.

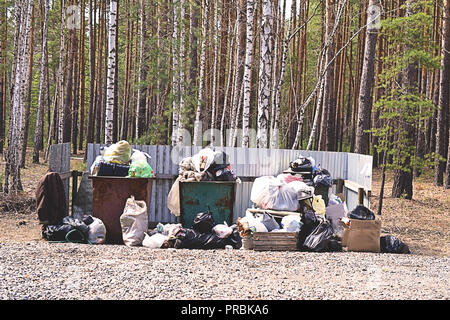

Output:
xmin=35 ymin=172 xmax=68 ymax=225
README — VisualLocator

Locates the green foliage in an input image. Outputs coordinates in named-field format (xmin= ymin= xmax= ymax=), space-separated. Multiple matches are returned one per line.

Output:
xmin=371 ymin=0 xmax=439 ymax=175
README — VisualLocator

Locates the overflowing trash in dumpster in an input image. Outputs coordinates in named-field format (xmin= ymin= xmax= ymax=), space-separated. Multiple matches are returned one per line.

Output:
xmin=36 ymin=144 xmax=410 ymax=253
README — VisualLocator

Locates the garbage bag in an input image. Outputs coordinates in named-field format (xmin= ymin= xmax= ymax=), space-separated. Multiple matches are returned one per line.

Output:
xmin=257 ymin=213 xmax=280 ymax=232
xmin=103 ymin=140 xmax=132 ymax=164
xmin=130 ymin=150 xmax=151 ymax=164
xmin=128 ymin=160 xmax=154 ymax=178
xmin=62 ymin=216 xmax=90 ymax=236
xmin=302 ymin=219 xmax=334 ymax=252
xmin=380 ymin=235 xmax=411 ymax=254
xmin=213 ymin=222 xmax=233 ymax=238
xmin=348 ymin=205 xmax=375 ymax=220
xmin=86 ymin=216 xmax=107 ymax=244
xmin=175 ymin=226 xmax=241 ymax=249
xmin=289 ymin=155 xmax=315 ymax=173
xmin=142 ymin=232 xmax=168 ymax=249
xmin=281 ymin=215 xmax=303 ymax=232
xmin=192 ymin=148 xmax=216 ymax=173
xmin=209 ymin=151 xmax=231 ymax=172
xmin=42 ymin=224 xmax=76 ymax=242
xmin=313 ymin=169 xmax=333 ymax=187
xmin=250 ymin=176 xmax=299 ymax=211
xmin=192 ymin=210 xmax=216 ymax=233
xmin=298 ymin=209 xmax=320 ymax=247
xmin=312 ymin=195 xmax=326 ymax=215
xmin=120 ymin=196 xmax=148 ymax=246
xmin=212 ymin=167 xmax=238 ymax=181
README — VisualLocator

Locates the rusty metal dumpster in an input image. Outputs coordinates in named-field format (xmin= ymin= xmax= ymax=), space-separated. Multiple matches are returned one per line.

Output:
xmin=89 ymin=176 xmax=153 ymax=244
xmin=179 ymin=181 xmax=236 ymax=229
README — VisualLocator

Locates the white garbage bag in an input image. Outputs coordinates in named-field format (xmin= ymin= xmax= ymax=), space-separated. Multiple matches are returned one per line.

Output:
xmin=212 ymin=222 xmax=233 ymax=238
xmin=120 ymin=196 xmax=148 ymax=246
xmin=142 ymin=232 xmax=168 ymax=249
xmin=87 ymin=216 xmax=107 ymax=244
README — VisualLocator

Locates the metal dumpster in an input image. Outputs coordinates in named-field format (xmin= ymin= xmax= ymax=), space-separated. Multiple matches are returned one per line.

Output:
xmin=179 ymin=181 xmax=236 ymax=228
xmin=89 ymin=176 xmax=153 ymax=244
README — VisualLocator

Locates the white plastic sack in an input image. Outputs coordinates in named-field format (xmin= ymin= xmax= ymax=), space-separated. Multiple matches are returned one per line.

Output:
xmin=213 ymin=222 xmax=233 ymax=238
xmin=120 ymin=196 xmax=148 ymax=246
xmin=191 ymin=148 xmax=216 ymax=173
xmin=241 ymin=212 xmax=268 ymax=232
xmin=142 ymin=232 xmax=168 ymax=249
xmin=281 ymin=215 xmax=303 ymax=232
xmin=87 ymin=217 xmax=107 ymax=244
xmin=130 ymin=149 xmax=152 ymax=164
xmin=255 ymin=213 xmax=280 ymax=231
xmin=167 ymin=177 xmax=182 ymax=217
xmin=250 ymin=176 xmax=299 ymax=211
xmin=162 ymin=223 xmax=182 ymax=237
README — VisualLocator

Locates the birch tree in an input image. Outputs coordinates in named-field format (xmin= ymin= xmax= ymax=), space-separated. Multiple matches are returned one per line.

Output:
xmin=242 ymin=0 xmax=258 ymax=148
xmin=193 ymin=0 xmax=209 ymax=146
xmin=355 ymin=0 xmax=380 ymax=155
xmin=105 ymin=0 xmax=118 ymax=144
xmin=57 ymin=0 xmax=66 ymax=143
xmin=4 ymin=0 xmax=33 ymax=193
xmin=257 ymin=0 xmax=274 ymax=148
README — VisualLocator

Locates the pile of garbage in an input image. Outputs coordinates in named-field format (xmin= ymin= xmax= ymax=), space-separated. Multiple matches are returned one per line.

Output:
xmin=241 ymin=154 xmax=410 ymax=254
xmin=168 ymin=148 xmax=240 ymax=217
xmin=90 ymin=140 xmax=154 ymax=178
xmin=119 ymin=195 xmax=242 ymax=249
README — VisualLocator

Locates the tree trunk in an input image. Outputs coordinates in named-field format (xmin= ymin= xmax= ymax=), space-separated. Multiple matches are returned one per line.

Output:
xmin=136 ymin=0 xmax=148 ymax=139
xmin=21 ymin=3 xmax=35 ymax=168
xmin=57 ymin=0 xmax=66 ymax=143
xmin=392 ymin=0 xmax=417 ymax=200
xmin=4 ymin=0 xmax=33 ymax=193
xmin=86 ymin=0 xmax=96 ymax=149
xmin=0 ymin=1 xmax=5 ymax=155
xmin=33 ymin=0 xmax=49 ymax=163
xmin=355 ymin=0 xmax=380 ymax=155
xmin=105 ymin=0 xmax=118 ymax=144
xmin=257 ymin=0 xmax=274 ymax=148
xmin=435 ymin=0 xmax=450 ymax=186
xmin=193 ymin=0 xmax=209 ymax=146
xmin=242 ymin=0 xmax=258 ymax=148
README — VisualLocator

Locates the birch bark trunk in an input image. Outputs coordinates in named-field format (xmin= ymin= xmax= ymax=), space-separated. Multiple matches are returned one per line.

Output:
xmin=193 ymin=0 xmax=209 ymax=146
xmin=355 ymin=0 xmax=380 ymax=155
xmin=242 ymin=0 xmax=258 ymax=147
xmin=105 ymin=0 xmax=118 ymax=144
xmin=4 ymin=0 xmax=33 ymax=193
xmin=257 ymin=0 xmax=274 ymax=148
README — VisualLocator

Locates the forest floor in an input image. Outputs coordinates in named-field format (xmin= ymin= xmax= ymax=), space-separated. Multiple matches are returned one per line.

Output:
xmin=0 ymin=149 xmax=449 ymax=257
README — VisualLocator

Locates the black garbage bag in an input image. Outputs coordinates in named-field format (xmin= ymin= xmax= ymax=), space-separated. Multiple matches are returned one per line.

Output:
xmin=62 ymin=216 xmax=90 ymax=235
xmin=213 ymin=167 xmax=238 ymax=181
xmin=175 ymin=224 xmax=242 ymax=250
xmin=192 ymin=210 xmax=216 ymax=233
xmin=289 ymin=156 xmax=313 ymax=173
xmin=42 ymin=224 xmax=87 ymax=243
xmin=313 ymin=169 xmax=333 ymax=187
xmin=380 ymin=235 xmax=411 ymax=254
xmin=348 ymin=205 xmax=375 ymax=220
xmin=302 ymin=219 xmax=334 ymax=252
xmin=298 ymin=208 xmax=320 ymax=247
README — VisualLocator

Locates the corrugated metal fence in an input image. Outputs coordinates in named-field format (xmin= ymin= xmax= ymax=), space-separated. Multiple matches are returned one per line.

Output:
xmin=83 ymin=143 xmax=372 ymax=223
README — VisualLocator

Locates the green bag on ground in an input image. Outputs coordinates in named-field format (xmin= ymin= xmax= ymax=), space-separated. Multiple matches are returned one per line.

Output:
xmin=128 ymin=160 xmax=154 ymax=178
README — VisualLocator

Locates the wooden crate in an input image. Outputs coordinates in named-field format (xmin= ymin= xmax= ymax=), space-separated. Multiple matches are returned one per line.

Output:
xmin=252 ymin=232 xmax=299 ymax=251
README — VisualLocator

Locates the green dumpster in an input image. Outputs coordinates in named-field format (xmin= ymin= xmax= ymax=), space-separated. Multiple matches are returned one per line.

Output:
xmin=179 ymin=181 xmax=237 ymax=228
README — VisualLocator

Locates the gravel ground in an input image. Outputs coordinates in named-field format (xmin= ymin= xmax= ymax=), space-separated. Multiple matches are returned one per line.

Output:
xmin=0 ymin=242 xmax=448 ymax=300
